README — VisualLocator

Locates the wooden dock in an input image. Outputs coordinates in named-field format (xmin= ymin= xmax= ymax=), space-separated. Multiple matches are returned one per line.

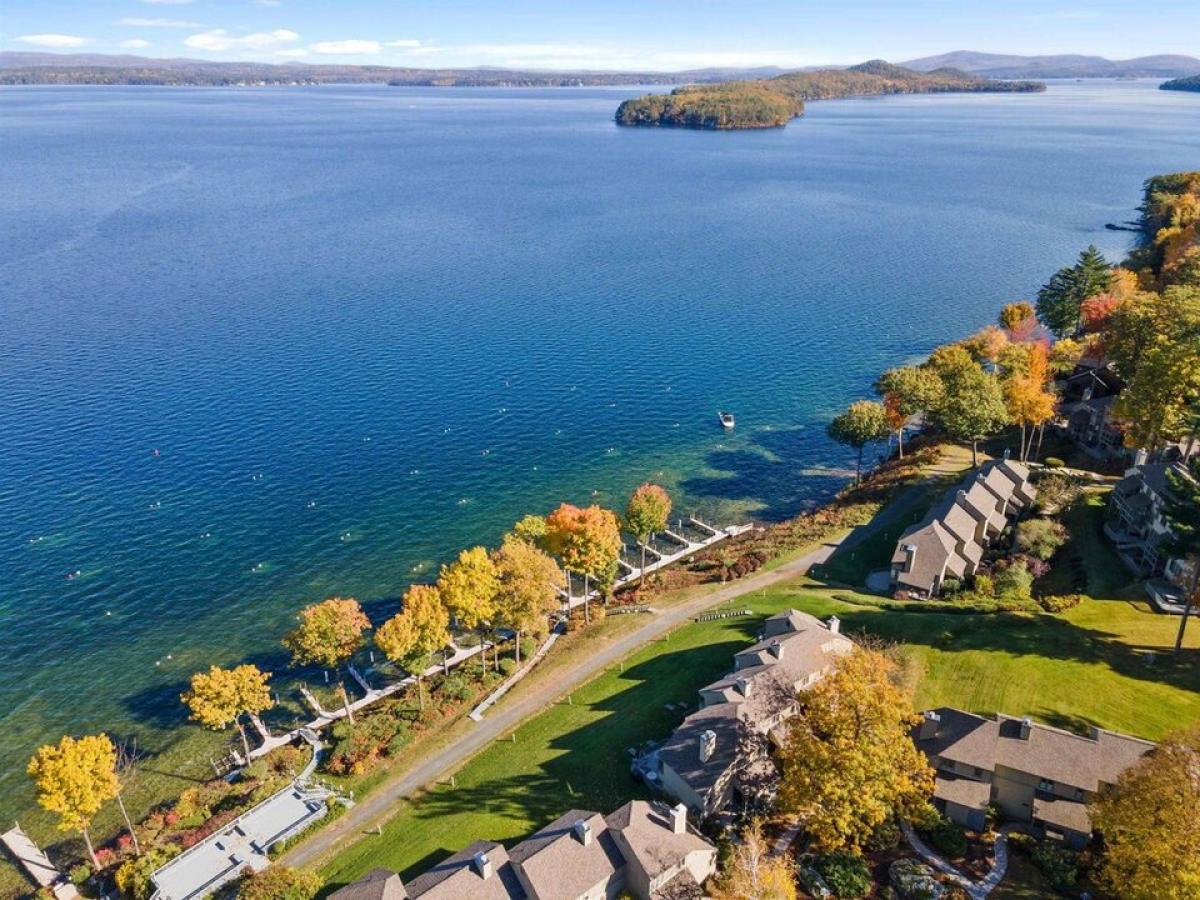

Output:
xmin=2 ymin=824 xmax=79 ymax=900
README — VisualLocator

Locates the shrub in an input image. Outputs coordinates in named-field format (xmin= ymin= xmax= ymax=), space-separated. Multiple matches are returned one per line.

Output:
xmin=993 ymin=559 xmax=1034 ymax=607
xmin=866 ymin=818 xmax=902 ymax=852
xmin=1034 ymin=472 xmax=1082 ymax=514
xmin=115 ymin=844 xmax=180 ymax=900
xmin=1044 ymin=457 xmax=1065 ymax=469
xmin=1039 ymin=593 xmax=1083 ymax=612
xmin=814 ymin=852 xmax=872 ymax=898
xmin=1015 ymin=518 xmax=1067 ymax=561
xmin=940 ymin=577 xmax=962 ymax=596
xmin=438 ymin=672 xmax=474 ymax=703
xmin=69 ymin=864 xmax=92 ymax=886
xmin=498 ymin=657 xmax=518 ymax=677
xmin=925 ymin=817 xmax=968 ymax=858
xmin=264 ymin=744 xmax=306 ymax=777
xmin=325 ymin=713 xmax=405 ymax=776
xmin=235 ymin=865 xmax=323 ymax=900
xmin=518 ymin=635 xmax=538 ymax=659
xmin=1031 ymin=841 xmax=1079 ymax=890
xmin=566 ymin=603 xmax=606 ymax=632
xmin=1007 ymin=832 xmax=1036 ymax=854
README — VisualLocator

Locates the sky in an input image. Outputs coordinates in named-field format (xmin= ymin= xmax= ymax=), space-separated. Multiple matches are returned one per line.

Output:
xmin=4 ymin=0 xmax=1199 ymax=70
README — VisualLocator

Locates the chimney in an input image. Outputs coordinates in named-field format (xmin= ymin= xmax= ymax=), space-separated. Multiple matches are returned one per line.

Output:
xmin=1019 ymin=717 xmax=1032 ymax=741
xmin=699 ymin=729 xmax=717 ymax=762
xmin=1082 ymin=385 xmax=1093 ymax=402
xmin=736 ymin=677 xmax=752 ymax=698
xmin=769 ymin=641 xmax=785 ymax=660
xmin=472 ymin=851 xmax=493 ymax=880
xmin=957 ymin=489 xmax=968 ymax=502
xmin=670 ymin=803 xmax=688 ymax=835
xmin=919 ymin=710 xmax=940 ymax=741
xmin=827 ymin=615 xmax=840 ymax=635
xmin=1003 ymin=447 xmax=1011 ymax=460
xmin=573 ymin=819 xmax=593 ymax=847
xmin=1134 ymin=448 xmax=1148 ymax=467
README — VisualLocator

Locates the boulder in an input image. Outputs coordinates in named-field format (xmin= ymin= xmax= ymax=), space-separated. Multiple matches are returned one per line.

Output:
xmin=889 ymin=858 xmax=944 ymax=900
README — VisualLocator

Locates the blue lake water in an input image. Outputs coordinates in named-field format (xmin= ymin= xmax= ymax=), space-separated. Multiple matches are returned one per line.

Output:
xmin=1 ymin=79 xmax=1197 ymax=818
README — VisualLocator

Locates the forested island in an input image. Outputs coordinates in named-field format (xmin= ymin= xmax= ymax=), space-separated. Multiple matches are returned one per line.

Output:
xmin=1161 ymin=74 xmax=1200 ymax=92
xmin=615 ymin=59 xmax=1044 ymax=130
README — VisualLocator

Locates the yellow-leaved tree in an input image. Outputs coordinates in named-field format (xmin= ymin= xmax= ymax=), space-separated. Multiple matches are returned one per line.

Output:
xmin=775 ymin=646 xmax=934 ymax=853
xmin=181 ymin=663 xmax=274 ymax=760
xmin=375 ymin=583 xmax=450 ymax=709
xmin=437 ymin=546 xmax=500 ymax=674
xmin=1090 ymin=724 xmax=1200 ymax=900
xmin=283 ymin=597 xmax=370 ymax=723
xmin=27 ymin=733 xmax=120 ymax=867
xmin=492 ymin=535 xmax=563 ymax=664
xmin=708 ymin=820 xmax=796 ymax=900
xmin=544 ymin=502 xmax=622 ymax=621
xmin=624 ymin=483 xmax=672 ymax=584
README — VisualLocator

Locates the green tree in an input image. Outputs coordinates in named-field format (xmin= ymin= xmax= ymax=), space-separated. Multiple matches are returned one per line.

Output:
xmin=928 ymin=352 xmax=1009 ymax=467
xmin=181 ymin=664 xmax=275 ymax=761
xmin=1090 ymin=724 xmax=1200 ymax=900
xmin=1164 ymin=457 xmax=1200 ymax=654
xmin=375 ymin=584 xmax=450 ymax=708
xmin=827 ymin=400 xmax=890 ymax=485
xmin=776 ymin=647 xmax=934 ymax=853
xmin=624 ymin=483 xmax=672 ymax=582
xmin=1036 ymin=245 xmax=1114 ymax=337
xmin=283 ymin=597 xmax=370 ymax=723
xmin=437 ymin=546 xmax=500 ymax=673
xmin=874 ymin=366 xmax=944 ymax=459
xmin=27 ymin=734 xmax=120 ymax=867
xmin=492 ymin=536 xmax=563 ymax=663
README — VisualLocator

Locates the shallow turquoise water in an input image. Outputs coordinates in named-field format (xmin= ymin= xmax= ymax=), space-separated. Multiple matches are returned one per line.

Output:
xmin=1 ymin=79 xmax=1197 ymax=816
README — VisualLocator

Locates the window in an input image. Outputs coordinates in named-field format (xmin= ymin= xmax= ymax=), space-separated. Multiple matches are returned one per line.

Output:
xmin=974 ymin=767 xmax=984 ymax=778
xmin=1038 ymin=779 xmax=1055 ymax=793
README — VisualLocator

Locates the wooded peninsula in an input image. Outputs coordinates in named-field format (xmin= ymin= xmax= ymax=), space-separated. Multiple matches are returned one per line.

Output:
xmin=1161 ymin=74 xmax=1200 ymax=93
xmin=615 ymin=59 xmax=1045 ymax=130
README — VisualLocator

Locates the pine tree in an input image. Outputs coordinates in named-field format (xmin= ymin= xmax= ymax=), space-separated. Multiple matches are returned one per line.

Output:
xmin=1036 ymin=245 xmax=1113 ymax=337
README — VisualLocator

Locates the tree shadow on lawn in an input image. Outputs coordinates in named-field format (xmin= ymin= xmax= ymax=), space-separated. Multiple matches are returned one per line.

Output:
xmin=832 ymin=606 xmax=1200 ymax=697
xmin=369 ymin=636 xmax=756 ymax=883
xmin=680 ymin=427 xmax=851 ymax=522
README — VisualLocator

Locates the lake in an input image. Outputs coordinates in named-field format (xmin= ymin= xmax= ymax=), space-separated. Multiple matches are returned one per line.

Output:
xmin=0 ymin=79 xmax=1197 ymax=823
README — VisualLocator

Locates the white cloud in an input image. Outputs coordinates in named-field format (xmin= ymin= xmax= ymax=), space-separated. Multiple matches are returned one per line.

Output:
xmin=184 ymin=28 xmax=300 ymax=52
xmin=120 ymin=39 xmax=152 ymax=49
xmin=16 ymin=34 xmax=90 ymax=48
xmin=309 ymin=39 xmax=380 ymax=55
xmin=386 ymin=40 xmax=423 ymax=48
xmin=117 ymin=17 xmax=201 ymax=28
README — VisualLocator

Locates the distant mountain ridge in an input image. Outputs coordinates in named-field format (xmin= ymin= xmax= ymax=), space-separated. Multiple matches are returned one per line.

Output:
xmin=0 ymin=51 xmax=790 ymax=87
xmin=901 ymin=50 xmax=1200 ymax=79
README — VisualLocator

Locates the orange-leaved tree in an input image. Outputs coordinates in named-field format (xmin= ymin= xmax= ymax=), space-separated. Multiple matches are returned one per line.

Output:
xmin=544 ymin=503 xmax=621 ymax=622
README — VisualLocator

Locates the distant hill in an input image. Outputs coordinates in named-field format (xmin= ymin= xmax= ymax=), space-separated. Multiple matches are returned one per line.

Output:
xmin=902 ymin=50 xmax=1200 ymax=79
xmin=0 ymin=51 xmax=788 ymax=87
xmin=1160 ymin=74 xmax=1200 ymax=92
xmin=614 ymin=60 xmax=1044 ymax=130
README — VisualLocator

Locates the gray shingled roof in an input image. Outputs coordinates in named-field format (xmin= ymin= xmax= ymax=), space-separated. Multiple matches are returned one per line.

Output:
xmin=403 ymin=840 xmax=523 ymax=899
xmin=916 ymin=708 xmax=1154 ymax=794
xmin=508 ymin=810 xmax=625 ymax=899
xmin=329 ymin=868 xmax=409 ymax=900
xmin=605 ymin=800 xmax=712 ymax=881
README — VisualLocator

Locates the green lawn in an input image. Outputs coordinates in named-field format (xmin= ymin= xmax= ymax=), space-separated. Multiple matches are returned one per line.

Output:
xmin=990 ymin=852 xmax=1058 ymax=900
xmin=318 ymin=566 xmax=1200 ymax=891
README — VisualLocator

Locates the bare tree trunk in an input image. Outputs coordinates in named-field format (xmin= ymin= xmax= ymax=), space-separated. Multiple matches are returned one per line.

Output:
xmin=417 ymin=674 xmax=425 ymax=711
xmin=971 ymin=440 xmax=979 ymax=468
xmin=115 ymin=792 xmax=140 ymax=855
xmin=1174 ymin=565 xmax=1200 ymax=654
xmin=515 ymin=629 xmax=522 ymax=665
xmin=640 ymin=539 xmax=648 ymax=586
xmin=1034 ymin=422 xmax=1046 ymax=462
xmin=1019 ymin=423 xmax=1027 ymax=462
xmin=897 ymin=426 xmax=904 ymax=460
xmin=339 ymin=678 xmax=355 ymax=724
xmin=443 ymin=647 xmax=450 ymax=675
xmin=236 ymin=719 xmax=252 ymax=761
xmin=82 ymin=827 xmax=99 ymax=869
xmin=584 ymin=573 xmax=590 ymax=624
